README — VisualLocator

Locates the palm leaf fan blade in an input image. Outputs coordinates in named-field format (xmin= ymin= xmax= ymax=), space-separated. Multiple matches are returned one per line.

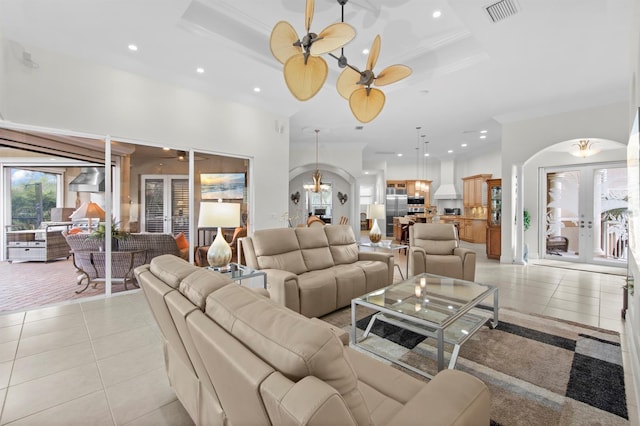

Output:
xmin=305 ymin=0 xmax=314 ymax=32
xmin=336 ymin=66 xmax=361 ymax=99
xmin=375 ymin=64 xmax=412 ymax=86
xmin=270 ymin=21 xmax=301 ymax=64
xmin=284 ymin=54 xmax=328 ymax=101
xmin=310 ymin=22 xmax=356 ymax=56
xmin=366 ymin=35 xmax=381 ymax=71
xmin=349 ymin=88 xmax=385 ymax=123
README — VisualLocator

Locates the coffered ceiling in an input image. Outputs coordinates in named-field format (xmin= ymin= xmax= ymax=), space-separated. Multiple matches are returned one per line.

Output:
xmin=0 ymin=0 xmax=633 ymax=168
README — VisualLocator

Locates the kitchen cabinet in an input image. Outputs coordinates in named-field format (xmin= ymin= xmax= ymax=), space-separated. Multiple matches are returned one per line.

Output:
xmin=406 ymin=180 xmax=431 ymax=202
xmin=462 ymin=174 xmax=492 ymax=209
xmin=486 ymin=178 xmax=502 ymax=260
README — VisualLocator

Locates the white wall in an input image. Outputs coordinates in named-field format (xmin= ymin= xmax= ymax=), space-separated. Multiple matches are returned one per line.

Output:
xmin=0 ymin=31 xmax=6 ymax=119
xmin=1 ymin=42 xmax=290 ymax=231
xmin=501 ymin=102 xmax=629 ymax=264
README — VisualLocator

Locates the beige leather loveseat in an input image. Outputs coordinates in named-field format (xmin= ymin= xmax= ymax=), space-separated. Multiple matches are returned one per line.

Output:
xmin=241 ymin=225 xmax=394 ymax=317
xmin=409 ymin=223 xmax=477 ymax=281
xmin=135 ymin=254 xmax=491 ymax=426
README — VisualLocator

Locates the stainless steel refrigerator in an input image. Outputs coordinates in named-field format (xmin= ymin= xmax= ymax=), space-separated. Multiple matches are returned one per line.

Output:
xmin=385 ymin=187 xmax=408 ymax=236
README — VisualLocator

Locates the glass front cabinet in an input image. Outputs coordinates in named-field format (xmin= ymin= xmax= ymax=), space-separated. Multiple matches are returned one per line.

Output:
xmin=486 ymin=178 xmax=502 ymax=260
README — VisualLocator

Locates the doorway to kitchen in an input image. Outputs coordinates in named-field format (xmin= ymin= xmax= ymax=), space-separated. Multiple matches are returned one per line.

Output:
xmin=542 ymin=162 xmax=628 ymax=267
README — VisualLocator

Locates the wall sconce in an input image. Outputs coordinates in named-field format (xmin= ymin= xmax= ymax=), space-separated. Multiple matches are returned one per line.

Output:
xmin=337 ymin=192 xmax=348 ymax=205
xmin=290 ymin=191 xmax=300 ymax=205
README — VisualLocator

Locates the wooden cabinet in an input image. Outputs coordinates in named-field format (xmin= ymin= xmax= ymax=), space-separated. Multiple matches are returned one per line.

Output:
xmin=486 ymin=178 xmax=502 ymax=260
xmin=387 ymin=180 xmax=431 ymax=206
xmin=462 ymin=174 xmax=492 ymax=209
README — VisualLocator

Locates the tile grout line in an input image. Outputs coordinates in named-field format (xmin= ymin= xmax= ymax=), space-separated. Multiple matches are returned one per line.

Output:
xmin=0 ymin=312 xmax=25 ymax=425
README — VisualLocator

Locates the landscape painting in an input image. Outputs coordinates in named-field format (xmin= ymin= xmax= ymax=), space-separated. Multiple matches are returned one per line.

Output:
xmin=201 ymin=173 xmax=245 ymax=200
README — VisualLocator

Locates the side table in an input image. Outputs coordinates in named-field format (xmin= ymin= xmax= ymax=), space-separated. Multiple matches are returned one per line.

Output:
xmin=208 ymin=262 xmax=267 ymax=289
xmin=358 ymin=242 xmax=409 ymax=280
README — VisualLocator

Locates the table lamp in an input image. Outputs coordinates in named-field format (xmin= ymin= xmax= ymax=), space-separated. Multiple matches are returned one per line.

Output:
xmin=198 ymin=200 xmax=240 ymax=268
xmin=69 ymin=201 xmax=105 ymax=231
xmin=368 ymin=203 xmax=385 ymax=243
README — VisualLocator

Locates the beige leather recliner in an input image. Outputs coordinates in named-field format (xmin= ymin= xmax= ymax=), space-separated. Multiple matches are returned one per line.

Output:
xmin=135 ymin=254 xmax=491 ymax=426
xmin=409 ymin=223 xmax=477 ymax=281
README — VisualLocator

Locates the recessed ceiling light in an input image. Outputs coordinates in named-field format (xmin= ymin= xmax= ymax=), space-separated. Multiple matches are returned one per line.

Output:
xmin=480 ymin=130 xmax=488 ymax=134
xmin=432 ymin=10 xmax=442 ymax=18
xmin=424 ymin=153 xmax=430 ymax=157
xmin=461 ymin=143 xmax=468 ymax=147
xmin=162 ymin=147 xmax=170 ymax=151
xmin=448 ymin=150 xmax=453 ymax=153
xmin=128 ymin=44 xmax=138 ymax=51
xmin=364 ymin=171 xmax=369 ymax=174
xmin=196 ymin=67 xmax=205 ymax=74
xmin=362 ymin=48 xmax=369 ymax=55
xmin=397 ymin=153 xmax=403 ymax=157
xmin=253 ymin=87 xmax=261 ymax=92
xmin=480 ymin=135 xmax=487 ymax=139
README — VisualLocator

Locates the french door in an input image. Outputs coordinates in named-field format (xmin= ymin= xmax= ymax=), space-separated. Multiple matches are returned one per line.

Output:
xmin=141 ymin=175 xmax=189 ymax=238
xmin=542 ymin=162 xmax=628 ymax=267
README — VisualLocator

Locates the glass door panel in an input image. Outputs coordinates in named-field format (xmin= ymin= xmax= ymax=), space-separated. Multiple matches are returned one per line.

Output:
xmin=545 ymin=170 xmax=580 ymax=259
xmin=544 ymin=163 xmax=628 ymax=267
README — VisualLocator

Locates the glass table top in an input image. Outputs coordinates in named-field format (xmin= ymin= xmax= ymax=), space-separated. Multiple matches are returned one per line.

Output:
xmin=354 ymin=273 xmax=496 ymax=327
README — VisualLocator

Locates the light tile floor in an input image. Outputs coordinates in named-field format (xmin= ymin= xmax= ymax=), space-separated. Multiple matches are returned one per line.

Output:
xmin=0 ymin=241 xmax=636 ymax=425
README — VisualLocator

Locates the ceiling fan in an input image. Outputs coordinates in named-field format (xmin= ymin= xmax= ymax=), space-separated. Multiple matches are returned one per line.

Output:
xmin=336 ymin=35 xmax=412 ymax=123
xmin=270 ymin=0 xmax=356 ymax=101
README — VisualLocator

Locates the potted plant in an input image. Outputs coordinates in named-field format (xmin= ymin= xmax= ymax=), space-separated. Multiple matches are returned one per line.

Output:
xmin=89 ymin=221 xmax=130 ymax=250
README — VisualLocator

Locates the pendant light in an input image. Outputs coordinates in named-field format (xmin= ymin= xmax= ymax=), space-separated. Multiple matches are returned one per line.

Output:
xmin=304 ymin=129 xmax=329 ymax=192
xmin=415 ymin=126 xmax=422 ymax=197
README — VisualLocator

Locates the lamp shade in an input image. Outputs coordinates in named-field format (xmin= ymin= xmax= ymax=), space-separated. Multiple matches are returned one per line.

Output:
xmin=70 ymin=201 xmax=105 ymax=220
xmin=368 ymin=204 xmax=385 ymax=220
xmin=198 ymin=201 xmax=240 ymax=228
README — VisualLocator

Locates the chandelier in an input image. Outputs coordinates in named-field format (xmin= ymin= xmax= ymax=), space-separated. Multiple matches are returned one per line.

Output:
xmin=571 ymin=139 xmax=599 ymax=158
xmin=304 ymin=129 xmax=330 ymax=192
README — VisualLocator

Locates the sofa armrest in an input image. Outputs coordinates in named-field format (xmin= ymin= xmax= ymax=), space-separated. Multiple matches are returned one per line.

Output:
xmin=358 ymin=251 xmax=394 ymax=284
xmin=408 ymin=246 xmax=427 ymax=276
xmin=261 ymin=269 xmax=302 ymax=313
xmin=386 ymin=369 xmax=490 ymax=426
xmin=453 ymin=247 xmax=476 ymax=281
xmin=309 ymin=318 xmax=349 ymax=345
xmin=261 ymin=373 xmax=357 ymax=426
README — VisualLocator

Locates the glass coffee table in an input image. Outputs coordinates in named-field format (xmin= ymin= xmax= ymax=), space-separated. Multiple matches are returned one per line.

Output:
xmin=351 ymin=273 xmax=498 ymax=378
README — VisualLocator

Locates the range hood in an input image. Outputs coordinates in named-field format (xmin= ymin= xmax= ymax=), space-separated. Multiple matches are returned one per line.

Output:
xmin=68 ymin=167 xmax=105 ymax=192
xmin=433 ymin=160 xmax=461 ymax=199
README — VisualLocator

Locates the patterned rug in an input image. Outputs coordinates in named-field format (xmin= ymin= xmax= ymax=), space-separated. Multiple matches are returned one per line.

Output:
xmin=321 ymin=307 xmax=629 ymax=426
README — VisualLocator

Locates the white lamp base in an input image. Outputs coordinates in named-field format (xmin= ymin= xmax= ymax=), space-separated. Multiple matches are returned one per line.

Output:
xmin=369 ymin=219 xmax=382 ymax=243
xmin=207 ymin=227 xmax=232 ymax=268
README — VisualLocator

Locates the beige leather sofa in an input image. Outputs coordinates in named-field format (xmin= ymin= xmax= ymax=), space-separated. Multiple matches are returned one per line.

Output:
xmin=135 ymin=254 xmax=491 ymax=426
xmin=241 ymin=225 xmax=394 ymax=317
xmin=409 ymin=223 xmax=477 ymax=281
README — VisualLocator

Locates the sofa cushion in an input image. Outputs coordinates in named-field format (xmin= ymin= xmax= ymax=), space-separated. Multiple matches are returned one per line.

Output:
xmin=298 ymin=270 xmax=338 ymax=318
xmin=295 ymin=227 xmax=334 ymax=271
xmin=179 ymin=269 xmax=234 ymax=310
xmin=252 ymin=228 xmax=308 ymax=275
xmin=150 ymin=254 xmax=200 ymax=289
xmin=205 ymin=284 xmax=371 ymax=426
xmin=324 ymin=225 xmax=359 ymax=265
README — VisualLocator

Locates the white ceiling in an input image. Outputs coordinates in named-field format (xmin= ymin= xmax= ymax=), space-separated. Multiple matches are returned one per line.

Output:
xmin=0 ymin=0 xmax=633 ymax=169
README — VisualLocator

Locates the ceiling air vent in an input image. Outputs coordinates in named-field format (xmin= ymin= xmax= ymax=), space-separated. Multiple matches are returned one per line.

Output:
xmin=485 ymin=0 xmax=519 ymax=23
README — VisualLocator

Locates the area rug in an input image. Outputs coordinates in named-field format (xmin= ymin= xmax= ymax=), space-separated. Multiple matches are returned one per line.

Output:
xmin=321 ymin=307 xmax=629 ymax=426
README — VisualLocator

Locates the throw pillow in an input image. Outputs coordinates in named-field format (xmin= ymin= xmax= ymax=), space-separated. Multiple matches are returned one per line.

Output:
xmin=68 ymin=227 xmax=83 ymax=235
xmin=174 ymin=232 xmax=189 ymax=250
